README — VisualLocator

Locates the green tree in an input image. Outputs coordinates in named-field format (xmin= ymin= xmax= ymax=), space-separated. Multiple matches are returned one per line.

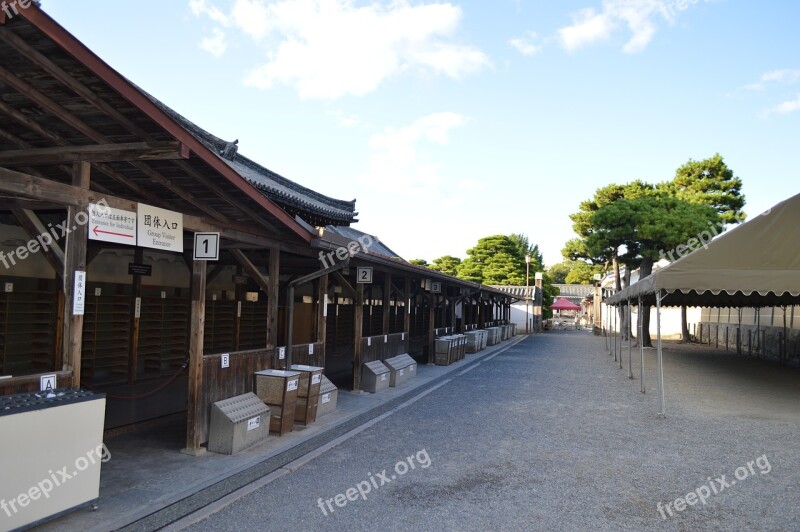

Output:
xmin=661 ymin=154 xmax=746 ymax=341
xmin=548 ymin=260 xmax=604 ymax=284
xmin=408 ymin=259 xmax=429 ymax=267
xmin=457 ymin=235 xmax=526 ymax=285
xmin=429 ymin=255 xmax=462 ymax=276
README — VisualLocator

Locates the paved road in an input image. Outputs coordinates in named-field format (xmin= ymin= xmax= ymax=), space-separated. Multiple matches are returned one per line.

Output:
xmin=186 ymin=332 xmax=799 ymax=531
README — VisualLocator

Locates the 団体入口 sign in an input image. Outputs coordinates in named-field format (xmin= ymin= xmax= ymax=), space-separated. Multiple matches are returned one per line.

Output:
xmin=137 ymin=203 xmax=183 ymax=252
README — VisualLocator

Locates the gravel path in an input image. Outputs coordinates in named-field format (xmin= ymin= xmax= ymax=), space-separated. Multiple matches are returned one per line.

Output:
xmin=187 ymin=331 xmax=800 ymax=531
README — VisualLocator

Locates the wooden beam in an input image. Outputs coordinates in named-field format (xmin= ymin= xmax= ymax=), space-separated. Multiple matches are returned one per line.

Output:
xmin=333 ymin=271 xmax=355 ymax=297
xmin=0 ymin=28 xmax=289 ymax=237
xmin=10 ymin=208 xmax=65 ymax=280
xmin=128 ymin=247 xmax=143 ymax=385
xmin=184 ymin=259 xmax=207 ymax=455
xmin=427 ymin=294 xmax=436 ymax=364
xmin=62 ymin=161 xmax=90 ymax=387
xmin=382 ymin=273 xmax=391 ymax=335
xmin=229 ymin=249 xmax=270 ymax=294
xmin=0 ymin=165 xmax=287 ymax=248
xmin=206 ymin=263 xmax=227 ymax=285
xmin=317 ymin=274 xmax=328 ymax=366
xmin=0 ymin=142 xmax=189 ymax=166
xmin=266 ymin=247 xmax=280 ymax=350
xmin=353 ymin=281 xmax=364 ymax=391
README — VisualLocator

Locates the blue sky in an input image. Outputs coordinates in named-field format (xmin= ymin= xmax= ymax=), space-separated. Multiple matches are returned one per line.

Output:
xmin=43 ymin=0 xmax=800 ymax=266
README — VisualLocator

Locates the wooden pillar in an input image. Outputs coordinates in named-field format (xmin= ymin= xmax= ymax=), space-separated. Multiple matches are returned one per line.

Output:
xmin=353 ymin=282 xmax=364 ymax=390
xmin=403 ymin=277 xmax=411 ymax=335
xmin=450 ymin=293 xmax=457 ymax=331
xmin=478 ymin=295 xmax=484 ymax=329
xmin=128 ymin=246 xmax=143 ymax=384
xmin=440 ymin=291 xmax=448 ymax=329
xmin=183 ymin=259 xmax=207 ymax=455
xmin=266 ymin=246 xmax=280 ymax=350
xmin=63 ymin=161 xmax=90 ymax=387
xmin=382 ymin=273 xmax=391 ymax=335
xmin=233 ymin=266 xmax=244 ymax=351
xmin=317 ymin=273 xmax=328 ymax=366
xmin=427 ymin=294 xmax=436 ymax=364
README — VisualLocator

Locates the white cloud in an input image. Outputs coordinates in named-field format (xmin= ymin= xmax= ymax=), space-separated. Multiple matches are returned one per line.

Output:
xmin=558 ymin=7 xmax=615 ymax=52
xmin=326 ymin=110 xmax=369 ymax=129
xmin=359 ymin=112 xmax=468 ymax=198
xmin=557 ymin=0 xmax=687 ymax=54
xmin=189 ymin=0 xmax=490 ymax=99
xmin=189 ymin=0 xmax=229 ymax=25
xmin=766 ymin=94 xmax=800 ymax=115
xmin=744 ymin=69 xmax=800 ymax=91
xmin=199 ymin=28 xmax=227 ymax=57
xmin=509 ymin=32 xmax=543 ymax=56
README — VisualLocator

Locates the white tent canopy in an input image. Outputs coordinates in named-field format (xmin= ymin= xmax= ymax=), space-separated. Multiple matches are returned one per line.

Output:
xmin=607 ymin=192 xmax=800 ymax=308
xmin=603 ymin=192 xmax=800 ymax=417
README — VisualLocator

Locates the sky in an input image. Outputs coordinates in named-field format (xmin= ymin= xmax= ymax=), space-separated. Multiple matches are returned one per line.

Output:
xmin=41 ymin=0 xmax=800 ymax=267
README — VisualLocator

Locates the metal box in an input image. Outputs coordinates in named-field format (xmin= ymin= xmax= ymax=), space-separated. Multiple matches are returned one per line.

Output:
xmin=361 ymin=360 xmax=391 ymax=393
xmin=317 ymin=375 xmax=338 ymax=417
xmin=289 ymin=365 xmax=324 ymax=425
xmin=208 ymin=393 xmax=270 ymax=455
xmin=0 ymin=389 xmax=106 ymax=530
xmin=268 ymin=404 xmax=295 ymax=436
xmin=384 ymin=354 xmax=417 ymax=387
xmin=289 ymin=364 xmax=324 ymax=397
xmin=254 ymin=369 xmax=300 ymax=405
xmin=253 ymin=369 xmax=300 ymax=436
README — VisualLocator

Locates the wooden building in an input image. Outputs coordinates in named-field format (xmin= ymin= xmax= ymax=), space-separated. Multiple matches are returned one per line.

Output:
xmin=0 ymin=4 xmax=516 ymax=452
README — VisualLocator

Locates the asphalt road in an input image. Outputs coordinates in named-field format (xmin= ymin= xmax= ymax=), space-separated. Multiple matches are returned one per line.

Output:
xmin=185 ymin=331 xmax=799 ymax=531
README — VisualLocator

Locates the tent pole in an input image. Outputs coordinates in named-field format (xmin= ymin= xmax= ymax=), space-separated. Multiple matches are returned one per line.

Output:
xmin=627 ymin=298 xmax=633 ymax=378
xmin=613 ymin=303 xmax=617 ymax=361
xmin=639 ymin=295 xmax=645 ymax=393
xmin=619 ymin=301 xmax=624 ymax=369
xmin=656 ymin=290 xmax=665 ymax=417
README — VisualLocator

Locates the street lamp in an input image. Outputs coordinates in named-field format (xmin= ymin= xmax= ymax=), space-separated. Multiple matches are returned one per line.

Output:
xmin=525 ymin=254 xmax=531 ymax=334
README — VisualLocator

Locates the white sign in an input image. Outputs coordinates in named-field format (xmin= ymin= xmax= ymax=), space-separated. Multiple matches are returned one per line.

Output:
xmin=40 ymin=374 xmax=56 ymax=391
xmin=193 ymin=232 xmax=219 ymax=260
xmin=309 ymin=343 xmax=314 ymax=355
xmin=73 ymin=271 xmax=86 ymax=316
xmin=94 ymin=287 xmax=102 ymax=296
xmin=381 ymin=373 xmax=387 ymax=381
xmin=357 ymin=267 xmax=373 ymax=284
xmin=221 ymin=354 xmax=230 ymax=368
xmin=89 ymin=203 xmax=136 ymax=245
xmin=134 ymin=297 xmax=141 ymax=318
xmin=384 ymin=335 xmax=388 ymax=343
xmin=4 ymin=283 xmax=12 ymax=293
xmin=323 ymin=294 xmax=328 ymax=317
xmin=312 ymin=374 xmax=321 ymax=385
xmin=278 ymin=347 xmax=286 ymax=360
xmin=247 ymin=416 xmax=260 ymax=431
xmin=321 ymin=393 xmax=331 ymax=404
xmin=367 ymin=337 xmax=371 ymax=346
xmin=431 ymin=281 xmax=442 ymax=293
xmin=137 ymin=203 xmax=183 ymax=252
xmin=399 ymin=369 xmax=404 ymax=376
xmin=237 ymin=301 xmax=242 ymax=318
xmin=410 ymin=365 xmax=416 ymax=372
xmin=401 ymin=333 xmax=404 ymax=340
xmin=287 ymin=379 xmax=298 ymax=392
